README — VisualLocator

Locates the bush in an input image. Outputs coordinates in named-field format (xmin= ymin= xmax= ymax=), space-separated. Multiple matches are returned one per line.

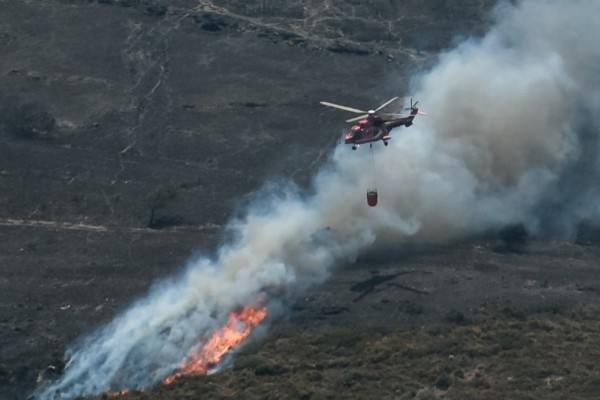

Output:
xmin=5 ymin=103 xmax=55 ymax=139
xmin=435 ymin=373 xmax=453 ymax=390
xmin=147 ymin=185 xmax=180 ymax=228
xmin=575 ymin=219 xmax=600 ymax=245
xmin=254 ymin=362 xmax=285 ymax=376
xmin=499 ymin=223 xmax=528 ymax=246
xmin=495 ymin=223 xmax=529 ymax=253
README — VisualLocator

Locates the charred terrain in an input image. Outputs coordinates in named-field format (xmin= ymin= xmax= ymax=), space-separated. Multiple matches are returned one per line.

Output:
xmin=2 ymin=1 xmax=600 ymax=400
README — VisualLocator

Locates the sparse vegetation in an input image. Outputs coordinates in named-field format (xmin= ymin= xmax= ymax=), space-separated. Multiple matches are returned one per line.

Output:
xmin=87 ymin=308 xmax=600 ymax=400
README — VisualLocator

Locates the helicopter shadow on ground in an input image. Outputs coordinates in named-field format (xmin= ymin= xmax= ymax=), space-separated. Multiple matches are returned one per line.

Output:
xmin=350 ymin=270 xmax=432 ymax=302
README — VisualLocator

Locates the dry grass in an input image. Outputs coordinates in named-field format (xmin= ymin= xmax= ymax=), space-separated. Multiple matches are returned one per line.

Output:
xmin=89 ymin=308 xmax=600 ymax=400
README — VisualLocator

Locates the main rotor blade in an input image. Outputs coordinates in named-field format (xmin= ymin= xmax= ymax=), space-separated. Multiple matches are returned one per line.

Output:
xmin=320 ymin=101 xmax=367 ymax=114
xmin=346 ymin=114 xmax=368 ymax=123
xmin=374 ymin=96 xmax=399 ymax=112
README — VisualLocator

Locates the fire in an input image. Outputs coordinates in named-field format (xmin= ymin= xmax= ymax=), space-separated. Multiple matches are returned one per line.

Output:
xmin=164 ymin=304 xmax=267 ymax=384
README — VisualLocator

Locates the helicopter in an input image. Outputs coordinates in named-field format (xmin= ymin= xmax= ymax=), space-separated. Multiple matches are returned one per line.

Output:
xmin=320 ymin=97 xmax=425 ymax=150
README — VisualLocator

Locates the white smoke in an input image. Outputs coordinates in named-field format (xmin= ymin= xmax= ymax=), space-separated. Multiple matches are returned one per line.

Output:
xmin=39 ymin=0 xmax=600 ymax=398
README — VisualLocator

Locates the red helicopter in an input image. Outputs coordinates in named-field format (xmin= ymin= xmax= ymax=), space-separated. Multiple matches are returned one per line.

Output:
xmin=320 ymin=97 xmax=425 ymax=150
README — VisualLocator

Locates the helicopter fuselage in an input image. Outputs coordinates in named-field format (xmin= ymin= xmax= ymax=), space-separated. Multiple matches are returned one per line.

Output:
xmin=344 ymin=113 xmax=416 ymax=146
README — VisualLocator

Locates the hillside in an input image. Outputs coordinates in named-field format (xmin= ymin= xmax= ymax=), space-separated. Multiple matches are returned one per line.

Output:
xmin=6 ymin=2 xmax=600 ymax=400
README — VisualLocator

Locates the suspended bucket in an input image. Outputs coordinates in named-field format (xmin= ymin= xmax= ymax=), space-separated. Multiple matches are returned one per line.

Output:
xmin=366 ymin=189 xmax=378 ymax=207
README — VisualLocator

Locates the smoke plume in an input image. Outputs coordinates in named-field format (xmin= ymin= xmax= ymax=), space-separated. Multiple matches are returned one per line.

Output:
xmin=39 ymin=0 xmax=600 ymax=398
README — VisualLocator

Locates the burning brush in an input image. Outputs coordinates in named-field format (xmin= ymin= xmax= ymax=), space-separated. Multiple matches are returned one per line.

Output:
xmin=163 ymin=304 xmax=267 ymax=384
xmin=103 ymin=304 xmax=267 ymax=396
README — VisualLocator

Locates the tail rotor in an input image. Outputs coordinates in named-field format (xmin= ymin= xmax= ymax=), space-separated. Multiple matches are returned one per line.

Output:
xmin=405 ymin=98 xmax=427 ymax=115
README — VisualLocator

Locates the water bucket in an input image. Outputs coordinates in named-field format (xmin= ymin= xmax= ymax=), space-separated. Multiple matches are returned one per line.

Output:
xmin=366 ymin=189 xmax=378 ymax=207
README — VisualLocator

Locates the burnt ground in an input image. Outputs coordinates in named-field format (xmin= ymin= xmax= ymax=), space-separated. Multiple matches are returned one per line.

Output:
xmin=4 ymin=1 xmax=600 ymax=399
xmin=289 ymin=240 xmax=600 ymax=332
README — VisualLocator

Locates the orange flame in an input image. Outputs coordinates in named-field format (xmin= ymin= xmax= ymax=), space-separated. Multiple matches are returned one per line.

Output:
xmin=164 ymin=304 xmax=267 ymax=384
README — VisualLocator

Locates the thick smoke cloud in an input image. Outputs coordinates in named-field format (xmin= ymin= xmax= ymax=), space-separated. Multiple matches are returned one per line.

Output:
xmin=39 ymin=0 xmax=600 ymax=398
xmin=369 ymin=0 xmax=600 ymax=240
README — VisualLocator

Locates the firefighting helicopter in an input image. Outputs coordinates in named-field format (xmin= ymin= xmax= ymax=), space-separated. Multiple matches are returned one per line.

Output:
xmin=320 ymin=97 xmax=426 ymax=150
xmin=320 ymin=96 xmax=426 ymax=207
